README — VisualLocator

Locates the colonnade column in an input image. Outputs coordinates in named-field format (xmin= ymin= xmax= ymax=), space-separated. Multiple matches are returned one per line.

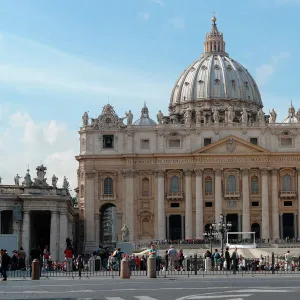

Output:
xmin=84 ymin=171 xmax=96 ymax=251
xmin=184 ymin=169 xmax=193 ymax=239
xmin=21 ymin=210 xmax=30 ymax=256
xmin=156 ymin=170 xmax=166 ymax=240
xmin=241 ymin=169 xmax=250 ymax=237
xmin=261 ymin=168 xmax=270 ymax=240
xmin=297 ymin=169 xmax=300 ymax=238
xmin=214 ymin=169 xmax=223 ymax=223
xmin=195 ymin=169 xmax=204 ymax=239
xmin=50 ymin=211 xmax=58 ymax=261
xmin=95 ymin=213 xmax=100 ymax=247
xmin=59 ymin=211 xmax=68 ymax=261
xmin=123 ymin=169 xmax=135 ymax=242
xmin=271 ymin=169 xmax=280 ymax=239
xmin=294 ymin=213 xmax=297 ymax=238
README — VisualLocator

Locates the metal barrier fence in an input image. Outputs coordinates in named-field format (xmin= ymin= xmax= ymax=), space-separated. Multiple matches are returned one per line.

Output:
xmin=5 ymin=253 xmax=300 ymax=279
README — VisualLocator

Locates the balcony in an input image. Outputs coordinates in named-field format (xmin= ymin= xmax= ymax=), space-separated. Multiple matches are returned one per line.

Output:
xmin=140 ymin=191 xmax=152 ymax=198
xmin=166 ymin=192 xmax=183 ymax=199
xmin=224 ymin=191 xmax=240 ymax=199
xmin=280 ymin=191 xmax=296 ymax=199
xmin=99 ymin=194 xmax=116 ymax=200
xmin=204 ymin=191 xmax=213 ymax=197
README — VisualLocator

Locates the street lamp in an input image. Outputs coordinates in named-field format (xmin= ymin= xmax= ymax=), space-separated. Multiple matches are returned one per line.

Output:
xmin=217 ymin=214 xmax=232 ymax=255
xmin=203 ymin=223 xmax=218 ymax=253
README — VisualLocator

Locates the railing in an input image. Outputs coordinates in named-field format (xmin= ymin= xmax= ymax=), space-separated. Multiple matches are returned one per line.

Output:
xmin=141 ymin=191 xmax=150 ymax=197
xmin=166 ymin=192 xmax=183 ymax=199
xmin=0 ymin=185 xmax=68 ymax=196
xmin=224 ymin=191 xmax=240 ymax=198
xmin=99 ymin=194 xmax=116 ymax=200
xmin=279 ymin=191 xmax=297 ymax=198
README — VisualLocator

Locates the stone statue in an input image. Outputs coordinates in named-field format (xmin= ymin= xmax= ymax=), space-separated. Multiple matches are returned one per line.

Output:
xmin=82 ymin=111 xmax=89 ymax=126
xmin=257 ymin=108 xmax=265 ymax=124
xmin=121 ymin=224 xmax=129 ymax=242
xmin=296 ymin=109 xmax=300 ymax=123
xmin=196 ymin=109 xmax=201 ymax=124
xmin=63 ymin=176 xmax=70 ymax=190
xmin=91 ymin=117 xmax=99 ymax=129
xmin=22 ymin=169 xmax=32 ymax=187
xmin=213 ymin=108 xmax=219 ymax=124
xmin=33 ymin=165 xmax=48 ymax=187
xmin=14 ymin=174 xmax=22 ymax=186
xmin=52 ymin=174 xmax=58 ymax=188
xmin=125 ymin=110 xmax=133 ymax=126
xmin=269 ymin=108 xmax=277 ymax=123
xmin=240 ymin=107 xmax=248 ymax=124
xmin=224 ymin=110 xmax=228 ymax=123
xmin=157 ymin=110 xmax=164 ymax=124
xmin=227 ymin=105 xmax=234 ymax=122
xmin=184 ymin=109 xmax=192 ymax=124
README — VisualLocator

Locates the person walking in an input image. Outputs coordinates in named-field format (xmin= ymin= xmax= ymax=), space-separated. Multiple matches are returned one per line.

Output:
xmin=0 ymin=249 xmax=11 ymax=281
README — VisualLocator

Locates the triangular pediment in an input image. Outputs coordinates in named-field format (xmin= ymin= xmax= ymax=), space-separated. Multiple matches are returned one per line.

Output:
xmin=193 ymin=135 xmax=270 ymax=155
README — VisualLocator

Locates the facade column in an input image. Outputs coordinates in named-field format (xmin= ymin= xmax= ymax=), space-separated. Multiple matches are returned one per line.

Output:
xmin=184 ymin=169 xmax=193 ymax=239
xmin=214 ymin=169 xmax=223 ymax=223
xmin=68 ymin=218 xmax=73 ymax=241
xmin=84 ymin=171 xmax=96 ymax=251
xmin=59 ymin=211 xmax=68 ymax=261
xmin=155 ymin=170 xmax=166 ymax=240
xmin=21 ymin=210 xmax=30 ymax=256
xmin=280 ymin=213 xmax=283 ymax=239
xmin=195 ymin=169 xmax=204 ymax=239
xmin=50 ymin=211 xmax=58 ymax=261
xmin=241 ymin=169 xmax=250 ymax=237
xmin=261 ymin=168 xmax=270 ymax=240
xmin=181 ymin=215 xmax=185 ymax=240
xmin=294 ymin=213 xmax=297 ymax=238
xmin=95 ymin=213 xmax=100 ymax=247
xmin=297 ymin=169 xmax=300 ymax=238
xmin=123 ymin=169 xmax=135 ymax=242
xmin=13 ymin=221 xmax=21 ymax=248
xmin=271 ymin=169 xmax=280 ymax=239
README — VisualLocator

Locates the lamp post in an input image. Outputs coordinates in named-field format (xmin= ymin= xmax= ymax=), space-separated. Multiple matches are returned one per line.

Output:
xmin=203 ymin=223 xmax=218 ymax=253
xmin=217 ymin=214 xmax=232 ymax=256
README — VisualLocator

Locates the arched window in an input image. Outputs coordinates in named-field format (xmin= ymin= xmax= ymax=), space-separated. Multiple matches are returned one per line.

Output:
xmin=170 ymin=176 xmax=180 ymax=193
xmin=283 ymin=175 xmax=292 ymax=192
xmin=226 ymin=175 xmax=236 ymax=192
xmin=103 ymin=177 xmax=113 ymax=195
xmin=142 ymin=177 xmax=150 ymax=195
xmin=251 ymin=176 xmax=259 ymax=194
xmin=205 ymin=176 xmax=213 ymax=193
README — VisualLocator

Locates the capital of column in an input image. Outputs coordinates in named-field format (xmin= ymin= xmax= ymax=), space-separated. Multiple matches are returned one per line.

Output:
xmin=23 ymin=209 xmax=30 ymax=214
xmin=122 ymin=169 xmax=135 ymax=178
xmin=214 ymin=168 xmax=222 ymax=176
xmin=271 ymin=168 xmax=279 ymax=176
xmin=296 ymin=168 xmax=300 ymax=175
xmin=260 ymin=168 xmax=269 ymax=176
xmin=194 ymin=169 xmax=203 ymax=176
xmin=184 ymin=169 xmax=193 ymax=176
xmin=154 ymin=169 xmax=165 ymax=178
xmin=241 ymin=168 xmax=249 ymax=176
xmin=59 ymin=211 xmax=67 ymax=216
xmin=85 ymin=171 xmax=95 ymax=179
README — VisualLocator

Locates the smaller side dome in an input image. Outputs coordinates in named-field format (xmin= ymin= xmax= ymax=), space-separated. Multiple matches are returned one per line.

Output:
xmin=133 ymin=103 xmax=157 ymax=126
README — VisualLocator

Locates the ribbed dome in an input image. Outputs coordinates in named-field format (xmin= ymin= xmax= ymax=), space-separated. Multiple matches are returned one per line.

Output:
xmin=169 ymin=17 xmax=262 ymax=111
xmin=133 ymin=104 xmax=156 ymax=126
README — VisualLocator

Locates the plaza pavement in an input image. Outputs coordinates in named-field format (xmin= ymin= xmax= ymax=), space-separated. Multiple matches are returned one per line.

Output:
xmin=0 ymin=275 xmax=300 ymax=300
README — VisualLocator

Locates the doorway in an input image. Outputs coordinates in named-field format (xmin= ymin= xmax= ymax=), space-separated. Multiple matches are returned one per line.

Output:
xmin=251 ymin=223 xmax=260 ymax=239
xmin=99 ymin=203 xmax=118 ymax=244
xmin=30 ymin=211 xmax=51 ymax=250
xmin=169 ymin=215 xmax=182 ymax=240
xmin=282 ymin=213 xmax=294 ymax=239
xmin=226 ymin=214 xmax=238 ymax=240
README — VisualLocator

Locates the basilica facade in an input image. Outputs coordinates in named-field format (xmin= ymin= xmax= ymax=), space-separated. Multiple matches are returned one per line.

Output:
xmin=76 ymin=17 xmax=300 ymax=251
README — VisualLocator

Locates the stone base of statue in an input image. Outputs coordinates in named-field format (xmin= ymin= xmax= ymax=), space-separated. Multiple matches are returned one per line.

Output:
xmin=116 ymin=242 xmax=133 ymax=255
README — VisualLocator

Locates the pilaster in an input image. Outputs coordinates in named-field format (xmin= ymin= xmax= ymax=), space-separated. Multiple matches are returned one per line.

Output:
xmin=59 ymin=211 xmax=68 ymax=261
xmin=195 ymin=169 xmax=204 ymax=239
xmin=261 ymin=168 xmax=270 ymax=240
xmin=241 ymin=168 xmax=250 ymax=237
xmin=21 ymin=210 xmax=30 ymax=257
xmin=214 ymin=168 xmax=223 ymax=223
xmin=184 ymin=169 xmax=193 ymax=239
xmin=271 ymin=169 xmax=280 ymax=239
xmin=50 ymin=211 xmax=58 ymax=261
xmin=155 ymin=169 xmax=166 ymax=240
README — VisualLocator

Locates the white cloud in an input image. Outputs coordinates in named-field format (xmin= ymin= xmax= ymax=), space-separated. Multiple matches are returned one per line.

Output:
xmin=139 ymin=12 xmax=151 ymax=21
xmin=256 ymin=52 xmax=290 ymax=86
xmin=168 ymin=17 xmax=185 ymax=29
xmin=151 ymin=0 xmax=165 ymax=7
xmin=0 ymin=110 xmax=78 ymax=194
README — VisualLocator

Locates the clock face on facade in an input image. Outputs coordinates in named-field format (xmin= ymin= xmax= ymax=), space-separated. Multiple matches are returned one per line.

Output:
xmin=105 ymin=117 xmax=111 ymax=124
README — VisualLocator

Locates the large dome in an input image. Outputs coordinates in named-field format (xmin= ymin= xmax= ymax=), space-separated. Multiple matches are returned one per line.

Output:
xmin=169 ymin=17 xmax=262 ymax=120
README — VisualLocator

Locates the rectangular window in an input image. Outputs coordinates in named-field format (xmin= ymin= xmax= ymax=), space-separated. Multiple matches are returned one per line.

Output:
xmin=250 ymin=137 xmax=258 ymax=145
xmin=284 ymin=201 xmax=293 ymax=207
xmin=103 ymin=135 xmax=114 ymax=149
xmin=170 ymin=203 xmax=180 ymax=208
xmin=281 ymin=138 xmax=293 ymax=147
xmin=204 ymin=138 xmax=212 ymax=146
xmin=169 ymin=139 xmax=181 ymax=148
xmin=252 ymin=201 xmax=259 ymax=207
xmin=205 ymin=202 xmax=213 ymax=207
xmin=141 ymin=139 xmax=150 ymax=149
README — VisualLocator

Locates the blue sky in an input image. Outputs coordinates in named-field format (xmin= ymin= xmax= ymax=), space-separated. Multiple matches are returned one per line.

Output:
xmin=0 ymin=0 xmax=299 ymax=190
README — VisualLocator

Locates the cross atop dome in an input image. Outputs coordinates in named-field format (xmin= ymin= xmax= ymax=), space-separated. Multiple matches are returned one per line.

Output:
xmin=204 ymin=16 xmax=226 ymax=54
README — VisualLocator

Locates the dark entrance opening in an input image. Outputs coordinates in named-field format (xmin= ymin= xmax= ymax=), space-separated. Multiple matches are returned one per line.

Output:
xmin=226 ymin=214 xmax=238 ymax=240
xmin=169 ymin=215 xmax=181 ymax=240
xmin=282 ymin=213 xmax=294 ymax=239
xmin=1 ymin=211 xmax=13 ymax=234
xmin=30 ymin=211 xmax=51 ymax=250
xmin=100 ymin=203 xmax=118 ymax=244
xmin=251 ymin=223 xmax=261 ymax=239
